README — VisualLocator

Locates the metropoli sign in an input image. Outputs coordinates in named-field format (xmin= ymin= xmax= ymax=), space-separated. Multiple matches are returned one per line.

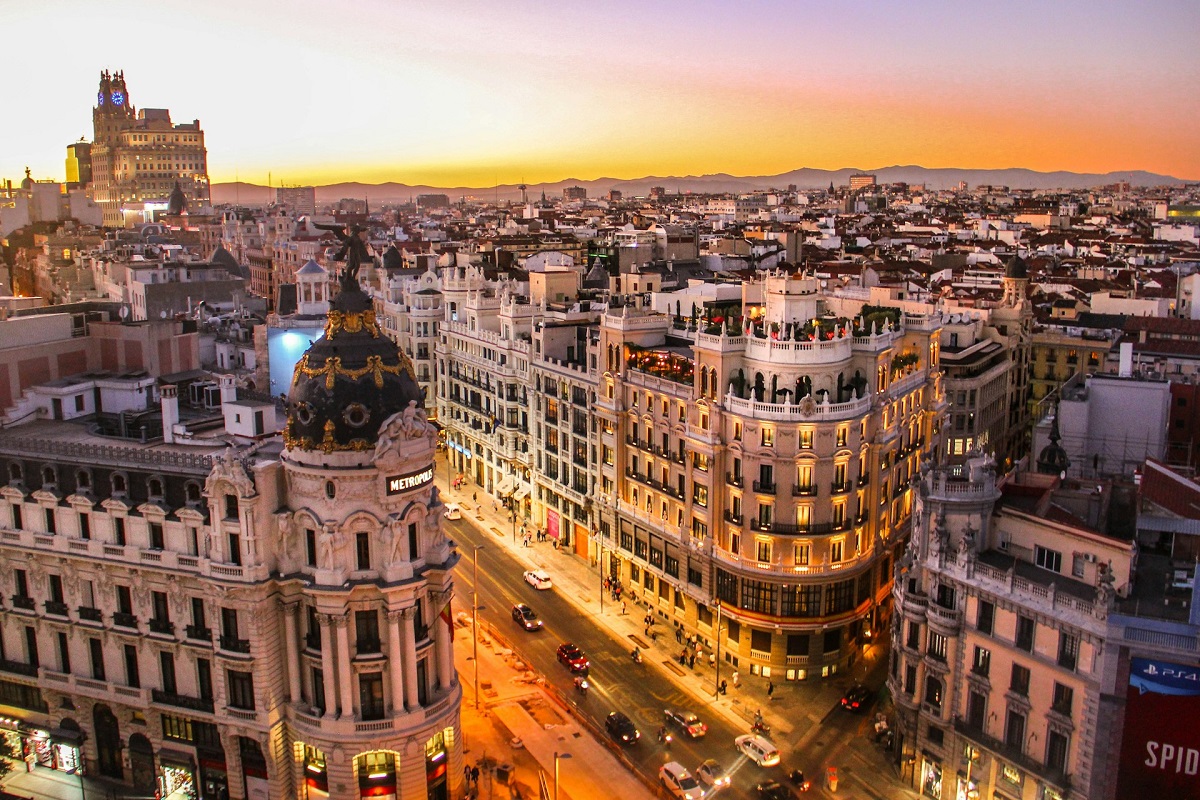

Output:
xmin=1117 ymin=657 xmax=1200 ymax=800
xmin=385 ymin=467 xmax=434 ymax=495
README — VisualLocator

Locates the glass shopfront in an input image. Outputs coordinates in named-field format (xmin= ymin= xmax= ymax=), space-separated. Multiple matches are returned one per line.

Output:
xmin=356 ymin=751 xmax=397 ymax=800
xmin=19 ymin=727 xmax=83 ymax=776
xmin=160 ymin=761 xmax=198 ymax=800
xmin=304 ymin=745 xmax=328 ymax=798
xmin=425 ymin=732 xmax=448 ymax=800
xmin=921 ymin=758 xmax=943 ymax=799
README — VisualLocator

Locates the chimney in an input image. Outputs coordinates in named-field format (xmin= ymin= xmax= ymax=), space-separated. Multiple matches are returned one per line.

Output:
xmin=161 ymin=384 xmax=178 ymax=444
xmin=219 ymin=374 xmax=237 ymax=405
xmin=1118 ymin=342 xmax=1134 ymax=378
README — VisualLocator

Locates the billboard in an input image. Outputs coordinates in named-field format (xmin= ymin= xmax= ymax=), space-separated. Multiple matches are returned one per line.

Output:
xmin=1117 ymin=657 xmax=1200 ymax=800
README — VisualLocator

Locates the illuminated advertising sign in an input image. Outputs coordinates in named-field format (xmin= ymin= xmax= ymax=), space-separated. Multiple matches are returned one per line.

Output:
xmin=386 ymin=467 xmax=434 ymax=495
xmin=1117 ymin=657 xmax=1200 ymax=800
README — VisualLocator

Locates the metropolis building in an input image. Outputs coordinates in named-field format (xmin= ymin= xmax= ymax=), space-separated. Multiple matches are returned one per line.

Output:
xmin=596 ymin=271 xmax=946 ymax=678
xmin=0 ymin=264 xmax=462 ymax=798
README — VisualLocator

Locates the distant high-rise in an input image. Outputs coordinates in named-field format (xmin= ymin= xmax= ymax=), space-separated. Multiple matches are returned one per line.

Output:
xmin=849 ymin=173 xmax=877 ymax=191
xmin=275 ymin=186 xmax=317 ymax=216
xmin=562 ymin=186 xmax=587 ymax=202
xmin=88 ymin=70 xmax=210 ymax=227
xmin=64 ymin=142 xmax=92 ymax=189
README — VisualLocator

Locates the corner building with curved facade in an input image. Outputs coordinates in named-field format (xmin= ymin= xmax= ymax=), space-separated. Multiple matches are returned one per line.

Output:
xmin=596 ymin=272 xmax=945 ymax=679
xmin=0 ymin=274 xmax=462 ymax=799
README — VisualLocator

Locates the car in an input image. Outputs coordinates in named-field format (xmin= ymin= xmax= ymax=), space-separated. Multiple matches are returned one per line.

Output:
xmin=605 ymin=711 xmax=641 ymax=745
xmin=664 ymin=709 xmax=708 ymax=738
xmin=443 ymin=503 xmax=462 ymax=520
xmin=659 ymin=762 xmax=705 ymax=799
xmin=523 ymin=569 xmax=552 ymax=590
xmin=556 ymin=642 xmax=589 ymax=672
xmin=840 ymin=684 xmax=872 ymax=713
xmin=695 ymin=760 xmax=731 ymax=790
xmin=511 ymin=603 xmax=542 ymax=631
xmin=735 ymin=734 xmax=781 ymax=767
xmin=754 ymin=780 xmax=793 ymax=800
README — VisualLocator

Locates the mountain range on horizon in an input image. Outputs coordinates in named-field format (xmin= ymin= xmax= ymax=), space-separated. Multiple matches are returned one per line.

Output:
xmin=210 ymin=164 xmax=1194 ymax=207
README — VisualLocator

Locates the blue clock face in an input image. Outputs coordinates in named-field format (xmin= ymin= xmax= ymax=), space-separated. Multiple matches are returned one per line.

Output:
xmin=111 ymin=91 xmax=125 ymax=106
xmin=97 ymin=91 xmax=105 ymax=105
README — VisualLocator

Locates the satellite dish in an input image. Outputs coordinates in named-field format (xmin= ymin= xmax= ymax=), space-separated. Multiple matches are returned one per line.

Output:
xmin=160 ymin=311 xmax=167 ymax=319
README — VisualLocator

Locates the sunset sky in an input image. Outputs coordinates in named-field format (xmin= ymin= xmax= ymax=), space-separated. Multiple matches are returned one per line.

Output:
xmin=4 ymin=0 xmax=1197 ymax=187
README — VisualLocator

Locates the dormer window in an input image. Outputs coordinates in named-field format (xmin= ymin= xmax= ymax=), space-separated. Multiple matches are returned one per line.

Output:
xmin=76 ymin=470 xmax=91 ymax=490
xmin=8 ymin=463 xmax=22 ymax=483
xmin=148 ymin=478 xmax=164 ymax=499
xmin=111 ymin=473 xmax=128 ymax=495
xmin=185 ymin=482 xmax=202 ymax=506
xmin=42 ymin=466 xmax=57 ymax=487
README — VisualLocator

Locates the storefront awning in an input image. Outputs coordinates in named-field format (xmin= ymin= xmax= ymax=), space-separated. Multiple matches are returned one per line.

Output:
xmin=513 ymin=488 xmax=529 ymax=501
xmin=496 ymin=477 xmax=514 ymax=495
xmin=48 ymin=727 xmax=84 ymax=746
xmin=157 ymin=747 xmax=196 ymax=767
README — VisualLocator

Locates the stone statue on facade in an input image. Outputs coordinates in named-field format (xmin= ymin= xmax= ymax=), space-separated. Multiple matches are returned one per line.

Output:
xmin=1095 ymin=561 xmax=1116 ymax=617
xmin=957 ymin=521 xmax=976 ymax=566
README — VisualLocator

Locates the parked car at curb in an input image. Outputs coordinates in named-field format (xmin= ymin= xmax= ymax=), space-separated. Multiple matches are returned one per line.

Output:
xmin=523 ymin=569 xmax=552 ymax=590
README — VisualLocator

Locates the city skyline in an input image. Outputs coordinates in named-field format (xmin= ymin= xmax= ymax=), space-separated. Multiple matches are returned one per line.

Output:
xmin=4 ymin=0 xmax=1199 ymax=188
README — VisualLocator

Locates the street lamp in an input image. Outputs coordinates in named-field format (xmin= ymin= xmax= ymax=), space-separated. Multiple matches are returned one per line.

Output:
xmin=553 ymin=751 xmax=572 ymax=800
xmin=713 ymin=601 xmax=724 ymax=698
xmin=471 ymin=544 xmax=484 ymax=710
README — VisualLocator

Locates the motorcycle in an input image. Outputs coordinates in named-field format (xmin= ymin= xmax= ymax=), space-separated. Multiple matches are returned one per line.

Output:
xmin=657 ymin=727 xmax=673 ymax=748
xmin=751 ymin=720 xmax=772 ymax=735
xmin=573 ymin=677 xmax=589 ymax=696
xmin=631 ymin=649 xmax=643 ymax=664
xmin=789 ymin=769 xmax=811 ymax=792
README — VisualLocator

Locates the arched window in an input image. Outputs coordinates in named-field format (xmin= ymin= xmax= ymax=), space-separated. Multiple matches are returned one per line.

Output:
xmin=8 ymin=463 xmax=22 ymax=482
xmin=148 ymin=478 xmax=164 ymax=498
xmin=76 ymin=470 xmax=91 ymax=490
xmin=185 ymin=482 xmax=202 ymax=505
xmin=924 ymin=676 xmax=943 ymax=709
xmin=42 ymin=466 xmax=57 ymax=486
xmin=111 ymin=473 xmax=127 ymax=494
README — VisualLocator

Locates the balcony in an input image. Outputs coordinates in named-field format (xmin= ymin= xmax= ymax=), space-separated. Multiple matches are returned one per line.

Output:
xmin=149 ymin=618 xmax=176 ymax=636
xmin=723 ymin=511 xmax=744 ymax=525
xmin=953 ymin=718 xmax=1070 ymax=792
xmin=10 ymin=595 xmax=34 ymax=611
xmin=43 ymin=600 xmax=69 ymax=617
xmin=219 ymin=636 xmax=251 ymax=654
xmin=831 ymin=481 xmax=853 ymax=494
xmin=927 ymin=602 xmax=962 ymax=632
xmin=726 ymin=473 xmax=744 ymax=488
xmin=185 ymin=625 xmax=212 ymax=642
xmin=78 ymin=606 xmax=103 ymax=623
xmin=152 ymin=689 xmax=215 ymax=714
xmin=792 ymin=484 xmax=817 ymax=497
xmin=0 ymin=658 xmax=38 ymax=677
xmin=113 ymin=612 xmax=139 ymax=629
xmin=752 ymin=480 xmax=776 ymax=495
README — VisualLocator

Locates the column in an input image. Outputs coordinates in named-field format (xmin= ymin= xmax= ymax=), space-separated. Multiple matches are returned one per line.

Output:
xmin=401 ymin=606 xmax=420 ymax=710
xmin=281 ymin=602 xmax=301 ymax=704
xmin=433 ymin=592 xmax=453 ymax=691
xmin=387 ymin=610 xmax=406 ymax=715
xmin=335 ymin=615 xmax=354 ymax=720
xmin=318 ymin=614 xmax=337 ymax=719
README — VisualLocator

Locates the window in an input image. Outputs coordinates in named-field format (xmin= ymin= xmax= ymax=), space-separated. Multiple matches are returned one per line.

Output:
xmin=781 ymin=584 xmax=822 ymax=617
xmin=664 ymin=555 xmax=679 ymax=578
xmin=408 ymin=523 xmax=419 ymax=561
xmin=198 ymin=659 xmax=213 ymax=702
xmin=972 ymin=646 xmax=991 ymax=676
xmin=799 ymin=429 xmax=813 ymax=449
xmin=976 ymin=600 xmax=994 ymax=635
xmin=44 ymin=508 xmax=56 ymax=534
xmin=927 ymin=632 xmax=947 ymax=661
xmin=823 ymin=579 xmax=854 ymax=614
xmin=114 ymin=516 xmax=126 ymax=546
xmin=224 ymin=494 xmax=239 ymax=520
xmin=755 ymin=540 xmax=771 ymax=563
xmin=306 ymin=529 xmax=317 ymax=566
xmin=149 ymin=522 xmax=164 ymax=550
xmin=907 ymin=621 xmax=920 ymax=649
xmin=967 ymin=691 xmax=987 ymax=729
xmin=693 ymin=483 xmax=708 ymax=507
xmin=1010 ymin=663 xmax=1031 ymax=696
xmin=227 ymin=670 xmax=255 ymax=710
xmin=49 ymin=575 xmax=64 ymax=604
xmin=355 ymin=610 xmax=380 ymax=653
xmin=924 ymin=676 xmax=943 ymax=709
xmin=830 ymin=539 xmax=844 ymax=563
xmin=1052 ymin=682 xmax=1074 ymax=715
xmin=89 ymin=638 xmax=105 ymax=680
xmin=1046 ymin=730 xmax=1070 ymax=773
xmin=740 ymin=579 xmax=774 ymax=614
xmin=160 ymin=652 xmax=177 ymax=694
xmin=359 ymin=672 xmax=385 ymax=720
xmin=56 ymin=632 xmax=70 ymax=674
xmin=761 ymin=427 xmax=774 ymax=447
xmin=904 ymin=664 xmax=917 ymax=696
xmin=1057 ymin=633 xmax=1078 ymax=671
xmin=79 ymin=513 xmax=90 ymax=539
xmin=1035 ymin=545 xmax=1062 ymax=573
xmin=1004 ymin=710 xmax=1026 ymax=750
xmin=687 ymin=566 xmax=702 ymax=586
xmin=116 ymin=586 xmax=133 ymax=615
xmin=1072 ymin=553 xmax=1086 ymax=578
xmin=152 ymin=591 xmax=169 ymax=623
xmin=1015 ymin=615 xmax=1035 ymax=652
xmin=227 ymin=533 xmax=242 ymax=566
xmin=716 ymin=569 xmax=738 ymax=604
xmin=356 ymin=532 xmax=371 ymax=570
xmin=795 ymin=543 xmax=810 ymax=566
xmin=311 ymin=668 xmax=325 ymax=714
xmin=124 ymin=644 xmax=140 ymax=688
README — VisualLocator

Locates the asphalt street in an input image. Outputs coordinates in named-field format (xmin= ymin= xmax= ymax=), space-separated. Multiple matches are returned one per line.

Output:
xmin=447 ymin=516 xmax=898 ymax=799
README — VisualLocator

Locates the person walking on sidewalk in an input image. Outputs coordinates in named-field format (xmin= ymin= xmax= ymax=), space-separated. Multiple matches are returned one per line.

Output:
xmin=732 ymin=670 xmax=740 ymax=688
xmin=767 ymin=680 xmax=775 ymax=700
xmin=621 ymin=601 xmax=626 ymax=615
xmin=472 ymin=491 xmax=477 ymax=504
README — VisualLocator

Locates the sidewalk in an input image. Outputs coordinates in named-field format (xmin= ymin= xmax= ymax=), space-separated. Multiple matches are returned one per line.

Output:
xmin=455 ymin=610 xmax=653 ymax=800
xmin=0 ymin=765 xmax=140 ymax=800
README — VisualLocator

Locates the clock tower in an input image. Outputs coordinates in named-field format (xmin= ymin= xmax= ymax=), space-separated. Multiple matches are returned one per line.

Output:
xmin=92 ymin=70 xmax=134 ymax=146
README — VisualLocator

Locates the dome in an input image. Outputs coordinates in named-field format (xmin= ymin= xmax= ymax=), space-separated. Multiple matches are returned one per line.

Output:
xmin=285 ymin=273 xmax=423 ymax=453
xmin=1036 ymin=409 xmax=1071 ymax=476
xmin=167 ymin=182 xmax=188 ymax=215
xmin=1005 ymin=254 xmax=1029 ymax=280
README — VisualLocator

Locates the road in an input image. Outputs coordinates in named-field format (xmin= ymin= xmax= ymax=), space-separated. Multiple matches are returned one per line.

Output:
xmin=448 ymin=516 xmax=897 ymax=799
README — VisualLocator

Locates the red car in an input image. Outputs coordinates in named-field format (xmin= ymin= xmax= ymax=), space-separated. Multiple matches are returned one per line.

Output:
xmin=556 ymin=642 xmax=589 ymax=672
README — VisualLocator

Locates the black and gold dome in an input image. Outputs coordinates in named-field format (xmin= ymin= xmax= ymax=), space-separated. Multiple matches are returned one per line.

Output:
xmin=285 ymin=270 xmax=422 ymax=453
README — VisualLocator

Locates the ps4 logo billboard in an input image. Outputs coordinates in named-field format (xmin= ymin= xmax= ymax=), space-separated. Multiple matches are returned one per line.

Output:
xmin=1132 ymin=658 xmax=1200 ymax=697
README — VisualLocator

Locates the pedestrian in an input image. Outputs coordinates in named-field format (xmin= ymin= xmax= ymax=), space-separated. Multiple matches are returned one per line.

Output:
xmin=709 ymin=653 xmax=716 ymax=668
xmin=464 ymin=766 xmax=471 ymax=786
xmin=732 ymin=670 xmax=740 ymax=688
xmin=621 ymin=601 xmax=627 ymax=615
xmin=719 ymin=679 xmax=727 ymax=695
xmin=471 ymin=765 xmax=480 ymax=785
xmin=472 ymin=491 xmax=478 ymax=504
xmin=675 ymin=628 xmax=683 ymax=644
xmin=767 ymin=680 xmax=775 ymax=700
xmin=689 ymin=654 xmax=696 ymax=669
xmin=645 ymin=625 xmax=650 ymax=636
